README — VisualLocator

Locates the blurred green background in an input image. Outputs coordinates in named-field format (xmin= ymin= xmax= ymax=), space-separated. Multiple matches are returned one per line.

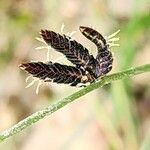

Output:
xmin=0 ymin=0 xmax=150 ymax=150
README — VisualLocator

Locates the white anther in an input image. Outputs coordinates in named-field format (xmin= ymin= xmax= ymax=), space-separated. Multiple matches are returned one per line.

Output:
xmin=35 ymin=37 xmax=46 ymax=44
xmin=107 ymin=30 xmax=120 ymax=39
xmin=53 ymin=55 xmax=66 ymax=63
xmin=61 ymin=23 xmax=65 ymax=34
xmin=25 ymin=75 xmax=32 ymax=83
xmin=109 ymin=43 xmax=120 ymax=47
xmin=35 ymin=46 xmax=50 ymax=50
xmin=36 ymin=80 xmax=43 ymax=94
xmin=107 ymin=37 xmax=120 ymax=42
xmin=25 ymin=78 xmax=39 ymax=89
xmin=68 ymin=31 xmax=77 ymax=37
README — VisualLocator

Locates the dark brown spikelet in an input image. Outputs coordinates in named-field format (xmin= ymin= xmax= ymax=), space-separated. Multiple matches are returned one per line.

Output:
xmin=19 ymin=62 xmax=95 ymax=86
xmin=79 ymin=26 xmax=113 ymax=77
xmin=40 ymin=30 xmax=96 ymax=71
xmin=79 ymin=26 xmax=107 ymax=51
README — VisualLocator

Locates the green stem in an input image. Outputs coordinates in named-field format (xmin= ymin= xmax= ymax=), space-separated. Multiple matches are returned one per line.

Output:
xmin=0 ymin=64 xmax=150 ymax=142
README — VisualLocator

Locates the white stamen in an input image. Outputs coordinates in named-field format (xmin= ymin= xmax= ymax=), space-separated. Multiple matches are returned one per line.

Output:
xmin=61 ymin=23 xmax=65 ymax=33
xmin=68 ymin=31 xmax=76 ymax=37
xmin=36 ymin=37 xmax=46 ymax=44
xmin=46 ymin=46 xmax=51 ymax=61
xmin=35 ymin=46 xmax=49 ymax=50
xmin=25 ymin=75 xmax=32 ymax=83
xmin=36 ymin=80 xmax=43 ymax=94
xmin=107 ymin=37 xmax=119 ymax=42
xmin=109 ymin=43 xmax=120 ymax=47
xmin=25 ymin=78 xmax=39 ymax=88
xmin=106 ymin=29 xmax=120 ymax=48
xmin=53 ymin=55 xmax=66 ymax=63
xmin=108 ymin=30 xmax=120 ymax=39
xmin=36 ymin=36 xmax=51 ymax=61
